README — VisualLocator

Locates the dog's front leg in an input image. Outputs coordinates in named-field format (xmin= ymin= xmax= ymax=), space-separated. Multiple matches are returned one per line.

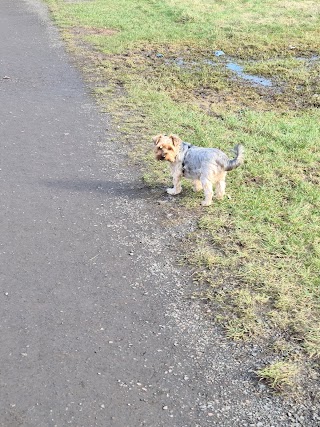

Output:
xmin=167 ymin=169 xmax=182 ymax=195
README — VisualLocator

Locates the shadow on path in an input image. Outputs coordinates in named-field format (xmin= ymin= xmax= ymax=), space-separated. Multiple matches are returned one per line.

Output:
xmin=41 ymin=178 xmax=161 ymax=200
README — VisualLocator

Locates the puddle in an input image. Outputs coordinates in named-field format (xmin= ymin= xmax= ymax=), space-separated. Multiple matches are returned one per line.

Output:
xmin=163 ymin=51 xmax=274 ymax=88
xmin=297 ymin=55 xmax=319 ymax=62
xmin=214 ymin=50 xmax=273 ymax=87
xmin=161 ymin=52 xmax=318 ymax=88
xmin=174 ymin=57 xmax=185 ymax=67
xmin=225 ymin=61 xmax=273 ymax=87
xmin=214 ymin=50 xmax=225 ymax=57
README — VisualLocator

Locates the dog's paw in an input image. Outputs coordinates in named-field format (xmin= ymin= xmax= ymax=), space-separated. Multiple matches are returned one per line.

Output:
xmin=167 ymin=188 xmax=181 ymax=195
xmin=201 ymin=200 xmax=212 ymax=207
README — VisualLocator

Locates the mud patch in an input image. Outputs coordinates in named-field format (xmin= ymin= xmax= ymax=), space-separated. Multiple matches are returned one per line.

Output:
xmin=71 ymin=26 xmax=119 ymax=37
xmin=303 ymin=166 xmax=320 ymax=185
xmin=161 ymin=50 xmax=274 ymax=88
xmin=66 ymin=29 xmax=318 ymax=113
xmin=211 ymin=51 xmax=274 ymax=88
xmin=132 ymin=48 xmax=284 ymax=112
xmin=145 ymin=48 xmax=320 ymax=110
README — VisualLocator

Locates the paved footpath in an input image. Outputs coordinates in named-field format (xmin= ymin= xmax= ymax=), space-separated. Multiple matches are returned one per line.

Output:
xmin=0 ymin=1 xmax=316 ymax=426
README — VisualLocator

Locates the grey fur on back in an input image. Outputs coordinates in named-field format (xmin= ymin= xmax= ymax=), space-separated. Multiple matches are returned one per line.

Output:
xmin=181 ymin=142 xmax=244 ymax=175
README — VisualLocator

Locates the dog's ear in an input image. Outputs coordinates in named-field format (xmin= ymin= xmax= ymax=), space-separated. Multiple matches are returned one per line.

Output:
xmin=152 ymin=134 xmax=162 ymax=145
xmin=169 ymin=134 xmax=182 ymax=146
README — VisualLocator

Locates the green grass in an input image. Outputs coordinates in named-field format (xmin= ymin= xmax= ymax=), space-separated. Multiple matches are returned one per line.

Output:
xmin=46 ymin=0 xmax=320 ymax=56
xmin=44 ymin=0 xmax=320 ymax=392
xmin=257 ymin=361 xmax=302 ymax=392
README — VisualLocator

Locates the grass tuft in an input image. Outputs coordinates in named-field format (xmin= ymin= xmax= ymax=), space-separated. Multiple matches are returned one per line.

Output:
xmin=257 ymin=361 xmax=301 ymax=392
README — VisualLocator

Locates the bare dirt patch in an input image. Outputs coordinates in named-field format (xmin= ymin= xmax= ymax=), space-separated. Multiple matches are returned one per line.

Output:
xmin=63 ymin=28 xmax=319 ymax=113
xmin=71 ymin=26 xmax=119 ymax=37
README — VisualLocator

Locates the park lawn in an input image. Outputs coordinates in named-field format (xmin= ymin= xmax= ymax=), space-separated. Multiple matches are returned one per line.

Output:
xmin=45 ymin=0 xmax=320 ymax=391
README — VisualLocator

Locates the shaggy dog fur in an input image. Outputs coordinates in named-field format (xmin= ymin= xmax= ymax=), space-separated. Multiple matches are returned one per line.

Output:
xmin=153 ymin=134 xmax=244 ymax=206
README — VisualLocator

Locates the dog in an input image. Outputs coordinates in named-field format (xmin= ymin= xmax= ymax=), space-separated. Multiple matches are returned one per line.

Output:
xmin=153 ymin=134 xmax=244 ymax=206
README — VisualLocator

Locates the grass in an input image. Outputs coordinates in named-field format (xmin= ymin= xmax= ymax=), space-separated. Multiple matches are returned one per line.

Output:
xmin=44 ymin=0 xmax=320 ymax=393
xmin=257 ymin=361 xmax=301 ymax=393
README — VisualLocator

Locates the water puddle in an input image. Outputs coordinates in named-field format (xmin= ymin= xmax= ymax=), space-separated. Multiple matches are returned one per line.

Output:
xmin=161 ymin=51 xmax=318 ymax=89
xmin=297 ymin=55 xmax=319 ymax=62
xmin=163 ymin=51 xmax=274 ymax=88
xmin=225 ymin=61 xmax=272 ymax=87
xmin=174 ymin=57 xmax=185 ymax=67
xmin=213 ymin=50 xmax=273 ymax=87
xmin=214 ymin=50 xmax=225 ymax=57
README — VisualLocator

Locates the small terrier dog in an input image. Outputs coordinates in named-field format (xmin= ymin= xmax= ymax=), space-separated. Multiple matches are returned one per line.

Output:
xmin=153 ymin=134 xmax=244 ymax=206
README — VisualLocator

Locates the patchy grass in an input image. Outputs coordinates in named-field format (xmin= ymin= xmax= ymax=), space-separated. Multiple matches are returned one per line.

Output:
xmin=45 ymin=0 xmax=320 ymax=56
xmin=44 ymin=0 xmax=320 ymax=394
xmin=257 ymin=361 xmax=302 ymax=393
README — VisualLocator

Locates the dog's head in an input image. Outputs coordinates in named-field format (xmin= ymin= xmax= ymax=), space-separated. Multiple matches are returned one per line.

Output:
xmin=153 ymin=134 xmax=182 ymax=162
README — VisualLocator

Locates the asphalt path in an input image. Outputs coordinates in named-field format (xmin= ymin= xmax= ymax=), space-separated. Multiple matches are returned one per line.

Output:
xmin=0 ymin=1 xmax=317 ymax=426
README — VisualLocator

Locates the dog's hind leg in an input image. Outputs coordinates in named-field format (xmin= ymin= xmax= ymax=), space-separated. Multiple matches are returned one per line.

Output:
xmin=200 ymin=177 xmax=213 ymax=206
xmin=193 ymin=179 xmax=203 ymax=192
xmin=215 ymin=178 xmax=226 ymax=200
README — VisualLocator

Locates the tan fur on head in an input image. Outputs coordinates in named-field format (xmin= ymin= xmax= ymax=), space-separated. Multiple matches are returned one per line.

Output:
xmin=153 ymin=133 xmax=182 ymax=162
xmin=169 ymin=134 xmax=182 ymax=147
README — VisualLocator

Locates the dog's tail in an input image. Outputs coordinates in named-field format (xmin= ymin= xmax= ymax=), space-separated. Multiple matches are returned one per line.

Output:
xmin=224 ymin=144 xmax=244 ymax=171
